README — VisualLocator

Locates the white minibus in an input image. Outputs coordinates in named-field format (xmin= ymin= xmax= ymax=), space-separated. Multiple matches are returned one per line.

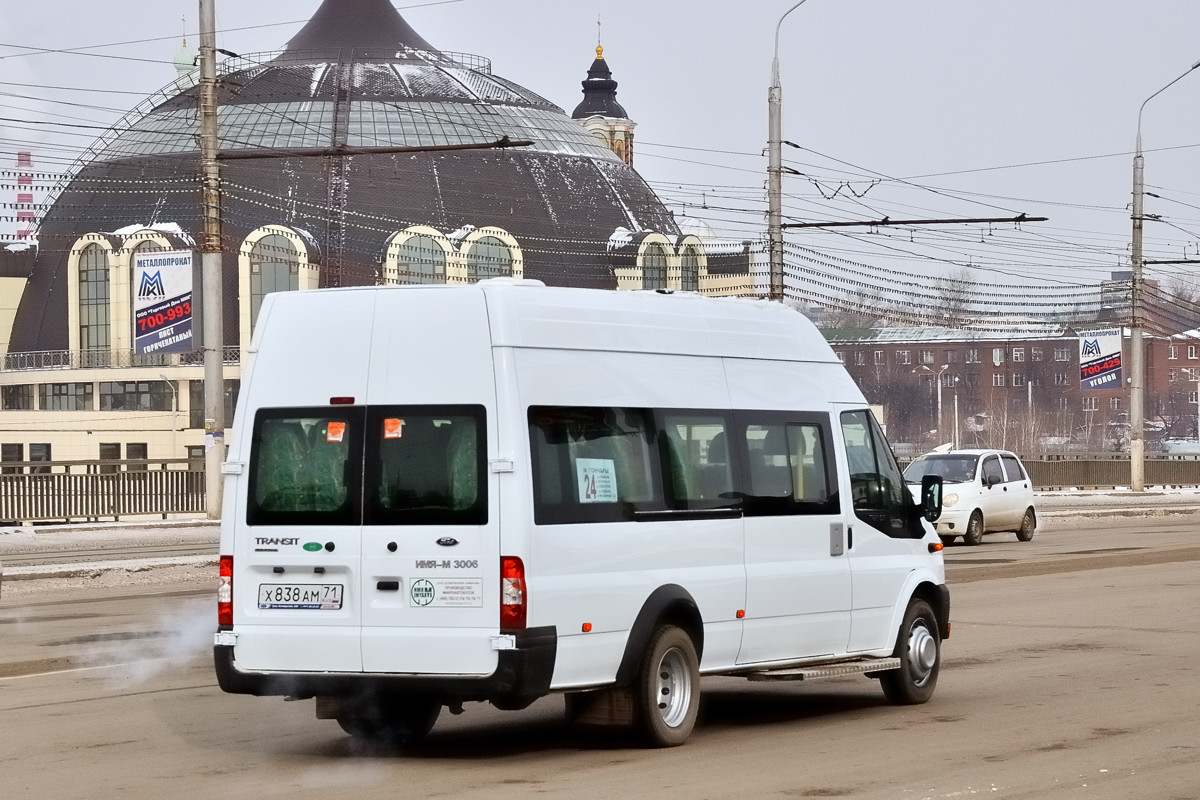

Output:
xmin=214 ymin=280 xmax=947 ymax=747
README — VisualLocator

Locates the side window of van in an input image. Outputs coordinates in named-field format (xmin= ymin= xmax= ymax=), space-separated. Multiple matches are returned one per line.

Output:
xmin=1000 ymin=454 xmax=1026 ymax=484
xmin=658 ymin=413 xmax=734 ymax=508
xmin=740 ymin=417 xmax=837 ymax=515
xmin=839 ymin=409 xmax=922 ymax=538
xmin=529 ymin=407 xmax=665 ymax=524
xmin=248 ymin=408 xmax=364 ymax=525
xmin=365 ymin=405 xmax=487 ymax=526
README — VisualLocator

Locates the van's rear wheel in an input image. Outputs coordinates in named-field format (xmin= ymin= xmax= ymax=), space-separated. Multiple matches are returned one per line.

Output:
xmin=963 ymin=511 xmax=984 ymax=546
xmin=880 ymin=598 xmax=941 ymax=705
xmin=635 ymin=625 xmax=700 ymax=747
xmin=336 ymin=698 xmax=440 ymax=745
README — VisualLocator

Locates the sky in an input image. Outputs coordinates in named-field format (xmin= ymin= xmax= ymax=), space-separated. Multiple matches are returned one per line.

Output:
xmin=4 ymin=0 xmax=1200 ymax=307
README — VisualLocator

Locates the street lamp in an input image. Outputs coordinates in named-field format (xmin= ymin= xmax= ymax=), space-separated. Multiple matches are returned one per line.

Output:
xmin=767 ymin=0 xmax=815 ymax=302
xmin=1129 ymin=59 xmax=1200 ymax=491
xmin=160 ymin=373 xmax=178 ymax=456
xmin=914 ymin=364 xmax=950 ymax=446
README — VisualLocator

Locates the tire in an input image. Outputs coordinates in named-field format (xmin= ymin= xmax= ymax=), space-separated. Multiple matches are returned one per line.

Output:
xmin=963 ymin=510 xmax=984 ymax=546
xmin=938 ymin=535 xmax=956 ymax=547
xmin=634 ymin=625 xmax=700 ymax=747
xmin=1016 ymin=509 xmax=1036 ymax=542
xmin=880 ymin=598 xmax=941 ymax=705
xmin=336 ymin=698 xmax=440 ymax=745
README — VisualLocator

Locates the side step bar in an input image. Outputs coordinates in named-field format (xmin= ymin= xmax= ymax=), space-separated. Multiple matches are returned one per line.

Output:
xmin=745 ymin=657 xmax=900 ymax=682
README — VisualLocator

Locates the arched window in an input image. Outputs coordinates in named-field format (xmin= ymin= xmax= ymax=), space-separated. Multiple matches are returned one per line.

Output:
xmin=680 ymin=246 xmax=701 ymax=292
xmin=249 ymin=234 xmax=300 ymax=328
xmin=466 ymin=236 xmax=513 ymax=282
xmin=78 ymin=243 xmax=110 ymax=353
xmin=391 ymin=234 xmax=446 ymax=284
xmin=642 ymin=243 xmax=668 ymax=290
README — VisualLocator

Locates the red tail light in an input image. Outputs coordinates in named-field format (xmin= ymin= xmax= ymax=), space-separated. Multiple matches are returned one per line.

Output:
xmin=218 ymin=555 xmax=233 ymax=629
xmin=500 ymin=556 xmax=526 ymax=631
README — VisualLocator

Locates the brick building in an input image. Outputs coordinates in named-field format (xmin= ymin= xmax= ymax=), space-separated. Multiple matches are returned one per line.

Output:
xmin=825 ymin=326 xmax=1194 ymax=453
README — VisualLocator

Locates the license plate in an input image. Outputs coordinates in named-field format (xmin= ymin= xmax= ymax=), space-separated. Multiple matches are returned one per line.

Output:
xmin=258 ymin=583 xmax=343 ymax=610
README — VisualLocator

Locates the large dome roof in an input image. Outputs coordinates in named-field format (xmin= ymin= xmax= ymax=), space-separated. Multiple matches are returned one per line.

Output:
xmin=10 ymin=0 xmax=681 ymax=353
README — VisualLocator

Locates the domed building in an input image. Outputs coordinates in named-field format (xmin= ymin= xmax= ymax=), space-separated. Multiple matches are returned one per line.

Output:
xmin=0 ymin=0 xmax=754 ymax=482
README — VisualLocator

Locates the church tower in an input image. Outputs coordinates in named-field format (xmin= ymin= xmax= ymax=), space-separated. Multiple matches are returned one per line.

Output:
xmin=571 ymin=46 xmax=636 ymax=166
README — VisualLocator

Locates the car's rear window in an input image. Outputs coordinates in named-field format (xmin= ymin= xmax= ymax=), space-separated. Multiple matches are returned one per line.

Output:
xmin=1000 ymin=454 xmax=1027 ymax=482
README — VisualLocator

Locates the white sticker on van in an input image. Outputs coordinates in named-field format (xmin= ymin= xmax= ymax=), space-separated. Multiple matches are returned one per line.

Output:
xmin=576 ymin=458 xmax=618 ymax=503
xmin=409 ymin=578 xmax=483 ymax=608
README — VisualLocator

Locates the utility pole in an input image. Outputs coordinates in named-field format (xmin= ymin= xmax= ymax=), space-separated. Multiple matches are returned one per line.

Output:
xmin=1129 ymin=59 xmax=1200 ymax=492
xmin=199 ymin=0 xmax=225 ymax=518
xmin=767 ymin=1 xmax=813 ymax=303
xmin=1130 ymin=142 xmax=1145 ymax=491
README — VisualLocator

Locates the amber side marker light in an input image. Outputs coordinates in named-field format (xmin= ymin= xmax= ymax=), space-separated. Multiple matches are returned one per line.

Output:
xmin=929 ymin=542 xmax=944 ymax=553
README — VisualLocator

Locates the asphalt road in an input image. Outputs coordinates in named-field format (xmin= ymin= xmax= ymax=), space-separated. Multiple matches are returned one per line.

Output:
xmin=1 ymin=514 xmax=1197 ymax=799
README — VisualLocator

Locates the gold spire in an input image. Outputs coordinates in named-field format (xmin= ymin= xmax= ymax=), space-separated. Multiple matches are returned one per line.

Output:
xmin=596 ymin=45 xmax=604 ymax=60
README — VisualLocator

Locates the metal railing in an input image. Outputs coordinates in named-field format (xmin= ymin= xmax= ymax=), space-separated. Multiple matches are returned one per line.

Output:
xmin=1023 ymin=455 xmax=1200 ymax=490
xmin=1 ymin=346 xmax=241 ymax=373
xmin=0 ymin=459 xmax=205 ymax=523
xmin=900 ymin=453 xmax=1200 ymax=490
xmin=3 ymin=452 xmax=1198 ymax=524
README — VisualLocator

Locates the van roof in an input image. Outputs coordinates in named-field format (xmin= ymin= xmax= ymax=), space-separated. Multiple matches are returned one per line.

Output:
xmin=282 ymin=280 xmax=841 ymax=364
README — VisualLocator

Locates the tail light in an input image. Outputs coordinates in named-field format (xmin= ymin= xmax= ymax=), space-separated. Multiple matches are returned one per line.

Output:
xmin=500 ymin=556 xmax=526 ymax=631
xmin=218 ymin=555 xmax=233 ymax=629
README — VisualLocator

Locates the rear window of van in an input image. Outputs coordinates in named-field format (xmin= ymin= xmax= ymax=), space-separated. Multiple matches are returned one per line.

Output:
xmin=247 ymin=405 xmax=486 ymax=526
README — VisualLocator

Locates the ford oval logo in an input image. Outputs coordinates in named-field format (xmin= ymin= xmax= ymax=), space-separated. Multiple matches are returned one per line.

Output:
xmin=436 ymin=537 xmax=459 ymax=547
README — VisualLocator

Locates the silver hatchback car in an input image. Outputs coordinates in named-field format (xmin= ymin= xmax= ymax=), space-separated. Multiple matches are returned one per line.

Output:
xmin=903 ymin=449 xmax=1036 ymax=546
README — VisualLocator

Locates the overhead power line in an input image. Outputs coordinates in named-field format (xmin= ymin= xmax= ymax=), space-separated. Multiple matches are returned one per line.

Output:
xmin=784 ymin=214 xmax=1049 ymax=230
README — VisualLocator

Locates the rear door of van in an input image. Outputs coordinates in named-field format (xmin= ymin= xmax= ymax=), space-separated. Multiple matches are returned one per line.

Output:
xmin=358 ymin=288 xmax=501 ymax=675
xmin=232 ymin=291 xmax=376 ymax=675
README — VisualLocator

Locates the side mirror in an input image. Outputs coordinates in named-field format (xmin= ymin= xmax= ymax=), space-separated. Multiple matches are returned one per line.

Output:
xmin=986 ymin=473 xmax=1001 ymax=488
xmin=920 ymin=475 xmax=943 ymax=523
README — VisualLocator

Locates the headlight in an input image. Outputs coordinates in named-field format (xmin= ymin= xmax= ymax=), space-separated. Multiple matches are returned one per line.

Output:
xmin=942 ymin=493 xmax=959 ymax=507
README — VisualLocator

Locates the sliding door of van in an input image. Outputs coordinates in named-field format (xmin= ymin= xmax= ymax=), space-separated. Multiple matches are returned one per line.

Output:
xmin=735 ymin=412 xmax=850 ymax=664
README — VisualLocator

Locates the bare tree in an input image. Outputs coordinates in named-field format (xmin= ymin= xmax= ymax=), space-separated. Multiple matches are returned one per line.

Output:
xmin=933 ymin=267 xmax=977 ymax=328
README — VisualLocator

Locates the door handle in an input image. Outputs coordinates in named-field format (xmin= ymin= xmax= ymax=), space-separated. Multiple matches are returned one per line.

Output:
xmin=377 ymin=580 xmax=400 ymax=591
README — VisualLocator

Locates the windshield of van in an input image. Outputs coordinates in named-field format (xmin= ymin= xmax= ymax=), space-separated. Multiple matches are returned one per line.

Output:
xmin=903 ymin=454 xmax=979 ymax=485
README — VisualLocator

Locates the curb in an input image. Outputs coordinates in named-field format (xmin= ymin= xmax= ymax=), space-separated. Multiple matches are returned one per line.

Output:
xmin=3 ymin=555 xmax=217 ymax=583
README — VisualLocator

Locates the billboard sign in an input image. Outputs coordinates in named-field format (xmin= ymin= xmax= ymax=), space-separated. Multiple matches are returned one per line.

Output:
xmin=133 ymin=250 xmax=193 ymax=355
xmin=1078 ymin=328 xmax=1122 ymax=391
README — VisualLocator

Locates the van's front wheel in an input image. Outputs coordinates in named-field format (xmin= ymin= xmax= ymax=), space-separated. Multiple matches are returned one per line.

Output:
xmin=635 ymin=625 xmax=700 ymax=747
xmin=336 ymin=698 xmax=440 ymax=745
xmin=880 ymin=598 xmax=941 ymax=705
